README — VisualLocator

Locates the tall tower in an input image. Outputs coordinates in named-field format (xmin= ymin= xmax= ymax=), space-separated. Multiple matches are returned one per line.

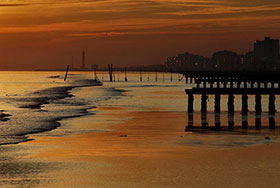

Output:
xmin=81 ymin=51 xmax=86 ymax=70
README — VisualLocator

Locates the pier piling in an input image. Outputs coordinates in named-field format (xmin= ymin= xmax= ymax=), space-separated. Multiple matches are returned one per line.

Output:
xmin=214 ymin=94 xmax=221 ymax=113
xmin=269 ymin=94 xmax=276 ymax=129
xmin=188 ymin=113 xmax=194 ymax=128
xmin=188 ymin=94 xmax=194 ymax=113
xmin=64 ymin=65 xmax=70 ymax=81
xmin=185 ymin=71 xmax=280 ymax=130
xmin=201 ymin=93 xmax=207 ymax=113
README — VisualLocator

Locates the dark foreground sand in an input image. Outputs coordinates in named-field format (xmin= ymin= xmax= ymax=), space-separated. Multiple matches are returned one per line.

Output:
xmin=3 ymin=106 xmax=280 ymax=187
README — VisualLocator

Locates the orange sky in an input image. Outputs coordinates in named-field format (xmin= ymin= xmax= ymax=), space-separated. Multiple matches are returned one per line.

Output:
xmin=0 ymin=0 xmax=280 ymax=70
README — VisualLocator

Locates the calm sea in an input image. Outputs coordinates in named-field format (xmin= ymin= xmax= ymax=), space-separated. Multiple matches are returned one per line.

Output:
xmin=0 ymin=71 xmax=279 ymax=147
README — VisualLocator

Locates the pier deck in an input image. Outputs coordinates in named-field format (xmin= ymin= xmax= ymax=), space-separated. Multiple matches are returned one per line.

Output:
xmin=185 ymin=88 xmax=280 ymax=95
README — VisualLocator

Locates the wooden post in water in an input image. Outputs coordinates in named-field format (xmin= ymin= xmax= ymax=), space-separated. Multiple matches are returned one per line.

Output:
xmin=215 ymin=94 xmax=221 ymax=113
xmin=255 ymin=94 xmax=262 ymax=113
xmin=203 ymin=80 xmax=207 ymax=88
xmin=201 ymin=93 xmax=207 ymax=113
xmin=187 ymin=94 xmax=194 ymax=128
xmin=125 ymin=68 xmax=128 ymax=82
xmin=230 ymin=81 xmax=234 ymax=88
xmin=188 ymin=94 xmax=194 ymax=113
xmin=215 ymin=94 xmax=221 ymax=129
xmin=64 ymin=65 xmax=70 ymax=81
xmin=242 ymin=93 xmax=248 ymax=129
xmin=271 ymin=81 xmax=275 ymax=88
xmin=140 ymin=71 xmax=142 ymax=82
xmin=201 ymin=93 xmax=208 ymax=128
xmin=108 ymin=64 xmax=113 ymax=82
xmin=228 ymin=94 xmax=234 ymax=128
xmin=170 ymin=69 xmax=173 ymax=82
xmin=255 ymin=94 xmax=262 ymax=129
xmin=155 ymin=71 xmax=158 ymax=82
xmin=187 ymin=113 xmax=194 ymax=128
xmin=269 ymin=94 xmax=276 ymax=129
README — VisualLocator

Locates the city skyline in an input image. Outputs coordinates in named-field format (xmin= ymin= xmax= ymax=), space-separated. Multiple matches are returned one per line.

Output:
xmin=0 ymin=0 xmax=280 ymax=70
xmin=166 ymin=37 xmax=280 ymax=71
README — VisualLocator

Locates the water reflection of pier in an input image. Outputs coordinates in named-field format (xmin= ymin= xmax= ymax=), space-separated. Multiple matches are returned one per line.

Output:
xmin=184 ymin=72 xmax=279 ymax=130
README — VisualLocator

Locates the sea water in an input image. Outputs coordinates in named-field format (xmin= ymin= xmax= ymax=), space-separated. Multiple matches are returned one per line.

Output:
xmin=0 ymin=71 xmax=279 ymax=147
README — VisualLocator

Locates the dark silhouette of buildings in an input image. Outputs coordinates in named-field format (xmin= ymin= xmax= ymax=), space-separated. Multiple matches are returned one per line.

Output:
xmin=254 ymin=37 xmax=279 ymax=61
xmin=165 ymin=52 xmax=208 ymax=70
xmin=253 ymin=37 xmax=280 ymax=71
xmin=166 ymin=37 xmax=280 ymax=71
xmin=211 ymin=50 xmax=241 ymax=71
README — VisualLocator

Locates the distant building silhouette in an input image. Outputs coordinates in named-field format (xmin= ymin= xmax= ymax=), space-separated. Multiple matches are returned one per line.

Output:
xmin=165 ymin=37 xmax=280 ymax=71
xmin=166 ymin=52 xmax=208 ymax=70
xmin=254 ymin=37 xmax=279 ymax=61
xmin=211 ymin=50 xmax=241 ymax=71
xmin=253 ymin=37 xmax=280 ymax=71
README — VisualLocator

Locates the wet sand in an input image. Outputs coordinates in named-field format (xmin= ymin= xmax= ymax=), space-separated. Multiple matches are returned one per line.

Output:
xmin=7 ymin=106 xmax=280 ymax=188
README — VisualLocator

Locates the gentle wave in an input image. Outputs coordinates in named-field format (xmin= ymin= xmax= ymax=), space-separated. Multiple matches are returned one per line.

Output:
xmin=0 ymin=77 xmax=104 ymax=145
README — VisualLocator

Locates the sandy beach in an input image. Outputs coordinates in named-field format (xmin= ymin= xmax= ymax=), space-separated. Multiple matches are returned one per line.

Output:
xmin=0 ymin=105 xmax=277 ymax=188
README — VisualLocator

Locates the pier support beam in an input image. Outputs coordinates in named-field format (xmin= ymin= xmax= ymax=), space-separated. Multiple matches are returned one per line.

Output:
xmin=237 ymin=81 xmax=241 ymax=88
xmin=228 ymin=94 xmax=234 ymax=129
xmin=187 ymin=113 xmax=194 ymax=128
xmin=242 ymin=94 xmax=248 ymax=129
xmin=230 ymin=81 xmax=234 ymax=88
xmin=255 ymin=94 xmax=262 ymax=129
xmin=228 ymin=112 xmax=234 ymax=129
xmin=244 ymin=81 xmax=247 ymax=88
xmin=269 ymin=94 xmax=276 ymax=114
xmin=255 ymin=94 xmax=262 ymax=113
xmin=217 ymin=81 xmax=220 ymax=88
xmin=201 ymin=93 xmax=207 ymax=113
xmin=255 ymin=112 xmax=261 ymax=129
xmin=242 ymin=94 xmax=249 ymax=114
xmin=201 ymin=93 xmax=208 ymax=128
xmin=228 ymin=94 xmax=234 ymax=113
xmin=188 ymin=94 xmax=194 ymax=113
xmin=215 ymin=113 xmax=220 ymax=130
xmin=242 ymin=113 xmax=248 ymax=129
xmin=215 ymin=94 xmax=221 ymax=113
xmin=269 ymin=94 xmax=276 ymax=129
xmin=271 ymin=82 xmax=275 ymax=88
xmin=250 ymin=82 xmax=254 ymax=88
xmin=201 ymin=113 xmax=208 ymax=128
xmin=214 ymin=94 xmax=221 ymax=130
xmin=203 ymin=81 xmax=207 ymax=88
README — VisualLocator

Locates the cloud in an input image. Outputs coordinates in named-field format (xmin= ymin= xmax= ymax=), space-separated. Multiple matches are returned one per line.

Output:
xmin=0 ymin=3 xmax=29 ymax=7
xmin=0 ymin=0 xmax=280 ymax=40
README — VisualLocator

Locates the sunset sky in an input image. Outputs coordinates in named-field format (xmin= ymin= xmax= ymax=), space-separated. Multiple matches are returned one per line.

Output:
xmin=0 ymin=0 xmax=280 ymax=70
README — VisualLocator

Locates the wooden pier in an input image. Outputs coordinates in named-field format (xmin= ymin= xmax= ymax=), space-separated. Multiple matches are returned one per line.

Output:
xmin=184 ymin=71 xmax=280 ymax=130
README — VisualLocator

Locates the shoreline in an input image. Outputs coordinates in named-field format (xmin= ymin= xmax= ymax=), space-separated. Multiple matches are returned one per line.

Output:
xmin=15 ymin=106 xmax=280 ymax=187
